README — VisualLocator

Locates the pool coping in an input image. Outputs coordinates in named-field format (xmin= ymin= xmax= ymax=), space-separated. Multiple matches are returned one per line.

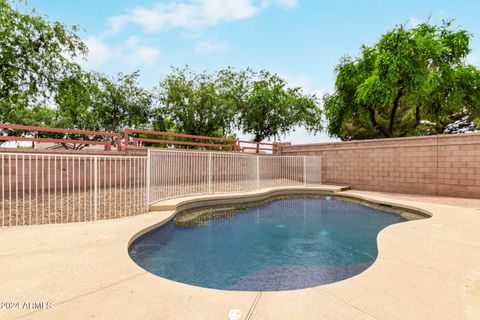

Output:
xmin=1 ymin=186 xmax=479 ymax=319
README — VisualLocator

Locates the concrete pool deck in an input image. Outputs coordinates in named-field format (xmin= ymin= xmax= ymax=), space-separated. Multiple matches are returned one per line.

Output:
xmin=0 ymin=186 xmax=479 ymax=319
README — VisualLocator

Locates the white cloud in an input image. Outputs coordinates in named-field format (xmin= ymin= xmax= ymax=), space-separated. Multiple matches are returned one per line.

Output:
xmin=466 ymin=51 xmax=480 ymax=66
xmin=280 ymin=73 xmax=332 ymax=98
xmin=108 ymin=0 xmax=298 ymax=34
xmin=123 ymin=37 xmax=161 ymax=66
xmin=81 ymin=36 xmax=160 ymax=69
xmin=280 ymin=0 xmax=298 ymax=8
xmin=125 ymin=35 xmax=141 ymax=47
xmin=407 ymin=17 xmax=420 ymax=28
xmin=263 ymin=0 xmax=298 ymax=9
xmin=126 ymin=46 xmax=161 ymax=66
xmin=194 ymin=40 xmax=229 ymax=54
xmin=281 ymin=73 xmax=314 ymax=91
xmin=82 ymin=36 xmax=112 ymax=69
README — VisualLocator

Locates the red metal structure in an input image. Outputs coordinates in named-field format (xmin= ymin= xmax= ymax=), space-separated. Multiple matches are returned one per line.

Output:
xmin=0 ymin=136 xmax=113 ymax=150
xmin=0 ymin=124 xmax=122 ymax=151
xmin=0 ymin=124 xmax=277 ymax=153
xmin=236 ymin=139 xmax=277 ymax=153
xmin=124 ymin=128 xmax=238 ymax=151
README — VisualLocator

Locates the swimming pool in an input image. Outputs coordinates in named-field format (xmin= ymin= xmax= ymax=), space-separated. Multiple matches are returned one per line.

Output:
xmin=129 ymin=197 xmax=411 ymax=291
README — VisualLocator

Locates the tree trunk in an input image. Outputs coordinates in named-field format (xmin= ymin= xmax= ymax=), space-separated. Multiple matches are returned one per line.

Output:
xmin=253 ymin=133 xmax=263 ymax=154
xmin=399 ymin=106 xmax=422 ymax=136
xmin=368 ymin=107 xmax=392 ymax=138
xmin=386 ymin=86 xmax=404 ymax=137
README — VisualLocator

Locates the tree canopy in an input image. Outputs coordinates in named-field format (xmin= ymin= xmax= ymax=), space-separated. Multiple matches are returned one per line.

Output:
xmin=0 ymin=0 xmax=86 ymax=124
xmin=324 ymin=21 xmax=480 ymax=140
xmin=155 ymin=66 xmax=237 ymax=137
xmin=155 ymin=67 xmax=322 ymax=142
xmin=55 ymin=71 xmax=153 ymax=132
xmin=237 ymin=70 xmax=321 ymax=142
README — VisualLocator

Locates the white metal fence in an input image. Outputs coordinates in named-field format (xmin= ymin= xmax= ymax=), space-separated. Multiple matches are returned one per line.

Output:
xmin=0 ymin=150 xmax=322 ymax=227
xmin=0 ymin=153 xmax=148 ymax=227
xmin=148 ymin=149 xmax=322 ymax=205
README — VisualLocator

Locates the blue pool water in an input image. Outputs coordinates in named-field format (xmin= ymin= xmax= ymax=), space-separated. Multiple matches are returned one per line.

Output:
xmin=129 ymin=198 xmax=407 ymax=291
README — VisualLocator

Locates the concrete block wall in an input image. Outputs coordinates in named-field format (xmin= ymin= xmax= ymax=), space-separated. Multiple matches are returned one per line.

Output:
xmin=276 ymin=134 xmax=480 ymax=198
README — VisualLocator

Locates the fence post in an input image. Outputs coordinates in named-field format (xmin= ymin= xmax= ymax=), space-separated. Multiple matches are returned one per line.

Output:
xmin=303 ymin=156 xmax=307 ymax=187
xmin=256 ymin=155 xmax=260 ymax=190
xmin=208 ymin=153 xmax=212 ymax=194
xmin=146 ymin=149 xmax=151 ymax=205
xmin=94 ymin=156 xmax=98 ymax=221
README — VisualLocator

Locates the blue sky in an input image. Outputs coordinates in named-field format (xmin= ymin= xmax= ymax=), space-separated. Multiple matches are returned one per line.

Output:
xmin=26 ymin=0 xmax=480 ymax=144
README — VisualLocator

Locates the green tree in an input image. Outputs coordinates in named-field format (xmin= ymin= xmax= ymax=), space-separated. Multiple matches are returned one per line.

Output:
xmin=0 ymin=0 xmax=86 ymax=124
xmin=216 ymin=67 xmax=252 ymax=134
xmin=94 ymin=72 xmax=153 ymax=133
xmin=55 ymin=71 xmax=101 ymax=131
xmin=155 ymin=66 xmax=237 ymax=137
xmin=324 ymin=21 xmax=480 ymax=140
xmin=55 ymin=71 xmax=153 ymax=133
xmin=155 ymin=67 xmax=322 ymax=147
xmin=53 ymin=71 xmax=152 ymax=149
xmin=238 ymin=71 xmax=321 ymax=142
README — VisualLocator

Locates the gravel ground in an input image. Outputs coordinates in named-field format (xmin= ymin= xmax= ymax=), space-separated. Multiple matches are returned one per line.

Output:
xmin=1 ymin=179 xmax=306 ymax=227
xmin=0 ymin=186 xmax=148 ymax=227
